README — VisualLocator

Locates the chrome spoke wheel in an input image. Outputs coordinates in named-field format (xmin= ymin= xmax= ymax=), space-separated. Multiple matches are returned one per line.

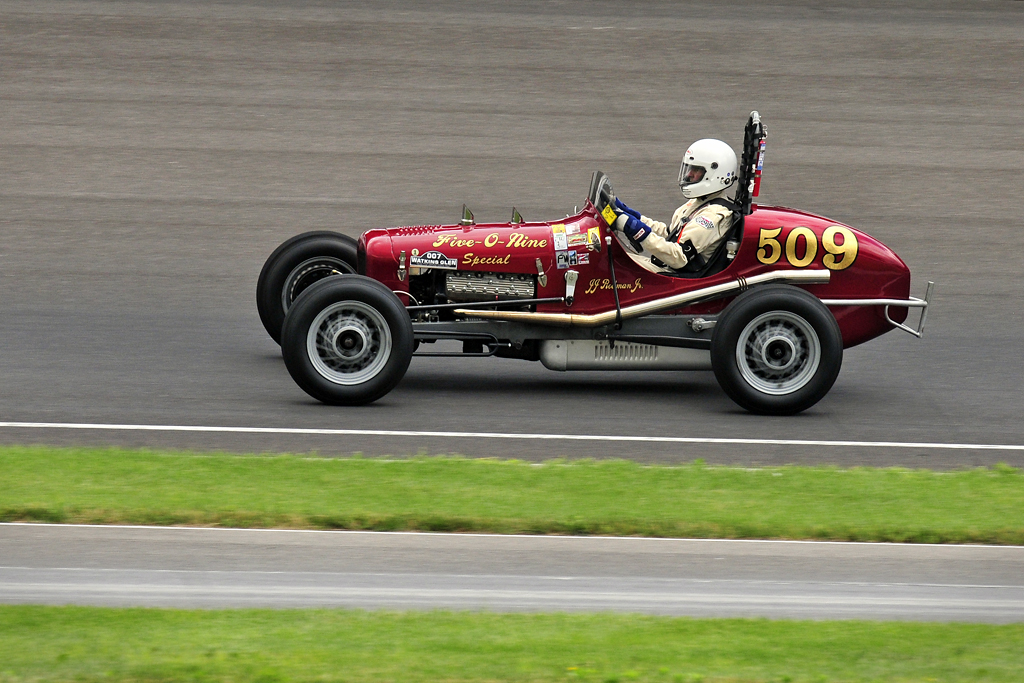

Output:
xmin=712 ymin=285 xmax=842 ymax=415
xmin=282 ymin=257 xmax=355 ymax=314
xmin=736 ymin=311 xmax=820 ymax=395
xmin=306 ymin=301 xmax=392 ymax=386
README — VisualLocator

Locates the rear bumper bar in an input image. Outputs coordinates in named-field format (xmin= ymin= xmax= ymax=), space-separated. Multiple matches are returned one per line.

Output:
xmin=821 ymin=281 xmax=934 ymax=338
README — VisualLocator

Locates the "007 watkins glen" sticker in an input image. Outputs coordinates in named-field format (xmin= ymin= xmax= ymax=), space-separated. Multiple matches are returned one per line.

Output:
xmin=409 ymin=251 xmax=459 ymax=270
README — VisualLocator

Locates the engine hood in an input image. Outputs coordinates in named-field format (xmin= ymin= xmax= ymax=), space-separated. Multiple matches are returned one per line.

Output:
xmin=388 ymin=221 xmax=558 ymax=273
xmin=368 ymin=213 xmax=602 ymax=278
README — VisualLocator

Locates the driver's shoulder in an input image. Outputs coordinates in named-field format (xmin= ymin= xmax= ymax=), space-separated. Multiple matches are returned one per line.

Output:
xmin=671 ymin=201 xmax=696 ymax=224
xmin=698 ymin=202 xmax=733 ymax=218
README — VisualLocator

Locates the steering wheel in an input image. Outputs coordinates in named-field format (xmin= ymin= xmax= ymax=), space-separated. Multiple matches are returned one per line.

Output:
xmin=588 ymin=171 xmax=645 ymax=254
xmin=587 ymin=170 xmax=614 ymax=208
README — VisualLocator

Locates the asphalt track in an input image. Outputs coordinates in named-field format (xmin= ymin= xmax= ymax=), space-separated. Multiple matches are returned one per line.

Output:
xmin=3 ymin=524 xmax=1023 ymax=622
xmin=3 ymin=0 xmax=1024 ymax=466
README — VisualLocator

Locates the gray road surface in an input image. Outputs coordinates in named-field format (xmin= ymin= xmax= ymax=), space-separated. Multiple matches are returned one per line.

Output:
xmin=3 ymin=524 xmax=1023 ymax=622
xmin=2 ymin=1 xmax=1024 ymax=465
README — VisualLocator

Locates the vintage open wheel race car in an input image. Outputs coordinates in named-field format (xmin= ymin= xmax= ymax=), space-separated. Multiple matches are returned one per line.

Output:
xmin=257 ymin=113 xmax=932 ymax=415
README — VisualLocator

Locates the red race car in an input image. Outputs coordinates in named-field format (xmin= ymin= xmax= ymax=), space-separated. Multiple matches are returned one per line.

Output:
xmin=257 ymin=113 xmax=932 ymax=415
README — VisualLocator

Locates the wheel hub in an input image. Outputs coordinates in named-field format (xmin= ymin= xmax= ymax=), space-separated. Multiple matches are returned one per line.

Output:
xmin=306 ymin=301 xmax=393 ymax=386
xmin=736 ymin=311 xmax=821 ymax=396
xmin=329 ymin=322 xmax=369 ymax=361
xmin=762 ymin=336 xmax=797 ymax=372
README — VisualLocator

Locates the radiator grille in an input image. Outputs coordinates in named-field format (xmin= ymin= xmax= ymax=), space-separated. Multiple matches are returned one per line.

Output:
xmin=395 ymin=225 xmax=442 ymax=235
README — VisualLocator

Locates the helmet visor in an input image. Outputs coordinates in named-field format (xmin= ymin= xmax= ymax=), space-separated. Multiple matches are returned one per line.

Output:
xmin=679 ymin=162 xmax=706 ymax=186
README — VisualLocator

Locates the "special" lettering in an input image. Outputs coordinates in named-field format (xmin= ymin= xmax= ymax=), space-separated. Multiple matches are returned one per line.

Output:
xmin=461 ymin=253 xmax=512 ymax=267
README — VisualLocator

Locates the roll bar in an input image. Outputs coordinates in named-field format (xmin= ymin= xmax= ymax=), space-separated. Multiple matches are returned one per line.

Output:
xmin=734 ymin=111 xmax=767 ymax=216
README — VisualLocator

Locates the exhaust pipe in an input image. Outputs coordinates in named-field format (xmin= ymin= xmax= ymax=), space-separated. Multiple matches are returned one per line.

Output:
xmin=454 ymin=270 xmax=830 ymax=327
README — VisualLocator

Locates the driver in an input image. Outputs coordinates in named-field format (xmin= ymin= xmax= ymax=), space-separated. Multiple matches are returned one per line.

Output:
xmin=608 ymin=139 xmax=738 ymax=271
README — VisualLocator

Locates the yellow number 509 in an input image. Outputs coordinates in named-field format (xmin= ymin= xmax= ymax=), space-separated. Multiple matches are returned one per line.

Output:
xmin=756 ymin=226 xmax=858 ymax=271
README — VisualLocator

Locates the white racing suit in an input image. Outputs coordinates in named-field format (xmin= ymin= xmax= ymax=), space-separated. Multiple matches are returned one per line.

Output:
xmin=637 ymin=190 xmax=735 ymax=270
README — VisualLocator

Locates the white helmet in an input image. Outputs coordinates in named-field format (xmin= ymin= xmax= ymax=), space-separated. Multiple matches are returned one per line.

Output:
xmin=678 ymin=139 xmax=738 ymax=199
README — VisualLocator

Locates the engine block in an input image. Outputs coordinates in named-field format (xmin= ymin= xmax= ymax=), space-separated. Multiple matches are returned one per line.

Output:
xmin=445 ymin=271 xmax=536 ymax=302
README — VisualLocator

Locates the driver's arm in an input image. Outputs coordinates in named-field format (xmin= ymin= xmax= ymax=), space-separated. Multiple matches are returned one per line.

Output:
xmin=639 ymin=215 xmax=670 ymax=237
xmin=612 ymin=204 xmax=692 ymax=269
xmin=639 ymin=231 xmax=690 ymax=269
xmin=614 ymin=198 xmax=670 ymax=237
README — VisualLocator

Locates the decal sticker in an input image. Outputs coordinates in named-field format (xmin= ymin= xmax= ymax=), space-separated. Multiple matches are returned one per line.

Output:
xmin=409 ymin=251 xmax=458 ymax=270
xmin=411 ymin=248 xmax=420 ymax=256
xmin=552 ymin=223 xmax=569 ymax=251
xmin=567 ymin=233 xmax=588 ymax=248
xmin=601 ymin=204 xmax=618 ymax=226
xmin=577 ymin=252 xmax=590 ymax=265
xmin=555 ymin=250 xmax=574 ymax=269
xmin=695 ymin=215 xmax=715 ymax=230
xmin=587 ymin=226 xmax=602 ymax=247
xmin=566 ymin=224 xmax=581 ymax=235
xmin=584 ymin=278 xmax=644 ymax=295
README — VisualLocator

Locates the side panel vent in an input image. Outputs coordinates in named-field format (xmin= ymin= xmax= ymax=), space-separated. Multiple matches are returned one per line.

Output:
xmin=594 ymin=342 xmax=658 ymax=362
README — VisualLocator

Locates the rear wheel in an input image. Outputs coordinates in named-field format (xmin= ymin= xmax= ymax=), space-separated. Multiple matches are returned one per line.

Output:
xmin=711 ymin=285 xmax=842 ymax=415
xmin=281 ymin=275 xmax=414 ymax=405
xmin=257 ymin=231 xmax=358 ymax=344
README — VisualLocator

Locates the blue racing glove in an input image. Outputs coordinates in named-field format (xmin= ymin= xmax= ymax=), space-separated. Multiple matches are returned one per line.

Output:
xmin=614 ymin=198 xmax=642 ymax=221
xmin=615 ymin=213 xmax=650 ymax=243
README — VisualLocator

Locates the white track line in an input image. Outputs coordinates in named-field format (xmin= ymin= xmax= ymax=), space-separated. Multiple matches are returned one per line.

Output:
xmin=1 ymin=421 xmax=1023 ymax=452
xmin=4 ymin=523 xmax=1023 ymax=549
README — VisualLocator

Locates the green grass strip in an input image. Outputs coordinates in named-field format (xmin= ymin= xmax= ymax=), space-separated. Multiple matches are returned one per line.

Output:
xmin=0 ymin=606 xmax=1022 ymax=682
xmin=1 ymin=445 xmax=1023 ymax=543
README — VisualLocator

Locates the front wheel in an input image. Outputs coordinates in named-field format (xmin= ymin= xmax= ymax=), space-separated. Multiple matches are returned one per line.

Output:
xmin=281 ymin=275 xmax=414 ymax=405
xmin=711 ymin=285 xmax=843 ymax=415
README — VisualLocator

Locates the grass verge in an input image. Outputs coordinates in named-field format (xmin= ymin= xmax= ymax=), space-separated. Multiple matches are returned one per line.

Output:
xmin=1 ymin=445 xmax=1023 ymax=543
xmin=1 ymin=606 xmax=1022 ymax=682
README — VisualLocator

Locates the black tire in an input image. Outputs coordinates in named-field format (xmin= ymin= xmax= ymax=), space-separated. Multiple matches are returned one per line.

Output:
xmin=257 ymin=231 xmax=358 ymax=344
xmin=281 ymin=275 xmax=414 ymax=406
xmin=711 ymin=285 xmax=843 ymax=415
